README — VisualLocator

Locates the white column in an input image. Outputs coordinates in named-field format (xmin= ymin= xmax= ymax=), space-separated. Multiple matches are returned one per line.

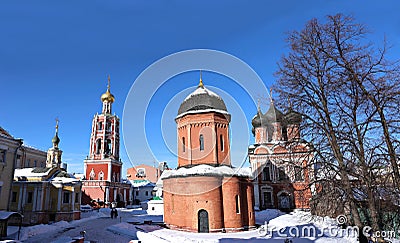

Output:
xmin=39 ymin=187 xmax=44 ymax=211
xmin=105 ymin=187 xmax=109 ymax=203
xmin=108 ymin=163 xmax=112 ymax=181
xmin=71 ymin=187 xmax=75 ymax=211
xmin=113 ymin=188 xmax=117 ymax=202
xmin=123 ymin=189 xmax=126 ymax=202
xmin=57 ymin=188 xmax=62 ymax=211
xmin=33 ymin=186 xmax=38 ymax=211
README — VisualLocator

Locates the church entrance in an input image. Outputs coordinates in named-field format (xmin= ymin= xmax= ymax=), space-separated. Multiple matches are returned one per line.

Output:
xmin=198 ymin=209 xmax=209 ymax=233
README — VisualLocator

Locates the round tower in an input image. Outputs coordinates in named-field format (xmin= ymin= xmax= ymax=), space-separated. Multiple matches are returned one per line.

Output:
xmin=175 ymin=72 xmax=231 ymax=168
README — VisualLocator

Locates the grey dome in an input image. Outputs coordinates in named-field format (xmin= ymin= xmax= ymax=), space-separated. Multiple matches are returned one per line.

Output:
xmin=177 ymin=86 xmax=228 ymax=117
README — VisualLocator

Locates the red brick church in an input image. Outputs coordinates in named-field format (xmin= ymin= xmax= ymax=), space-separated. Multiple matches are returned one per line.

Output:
xmin=248 ymin=98 xmax=314 ymax=211
xmin=81 ymin=76 xmax=131 ymax=207
xmin=163 ymin=74 xmax=255 ymax=233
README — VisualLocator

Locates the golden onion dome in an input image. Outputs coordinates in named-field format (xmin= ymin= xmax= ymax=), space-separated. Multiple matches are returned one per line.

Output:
xmin=101 ymin=89 xmax=115 ymax=103
xmin=100 ymin=75 xmax=115 ymax=103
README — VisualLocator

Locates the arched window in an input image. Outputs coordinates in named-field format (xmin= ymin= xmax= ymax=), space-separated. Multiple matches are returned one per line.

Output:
xmin=98 ymin=171 xmax=104 ymax=180
xmin=89 ymin=168 xmax=95 ymax=180
xmin=96 ymin=139 xmax=102 ymax=154
xmin=263 ymin=166 xmax=271 ymax=181
xmin=199 ymin=134 xmax=204 ymax=151
xmin=220 ymin=134 xmax=224 ymax=151
xmin=105 ymin=139 xmax=112 ymax=155
xmin=182 ymin=137 xmax=185 ymax=152
xmin=98 ymin=122 xmax=103 ymax=131
xmin=106 ymin=122 xmax=111 ymax=132
xmin=235 ymin=195 xmax=240 ymax=214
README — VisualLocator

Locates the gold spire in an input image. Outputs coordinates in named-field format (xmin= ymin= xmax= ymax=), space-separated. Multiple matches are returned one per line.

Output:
xmin=107 ymin=74 xmax=111 ymax=91
xmin=55 ymin=118 xmax=59 ymax=133
xmin=101 ymin=75 xmax=115 ymax=103
xmin=198 ymin=70 xmax=204 ymax=88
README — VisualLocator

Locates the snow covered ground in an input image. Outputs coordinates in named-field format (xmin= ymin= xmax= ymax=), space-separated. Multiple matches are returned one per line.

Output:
xmin=127 ymin=209 xmax=359 ymax=243
xmin=10 ymin=208 xmax=400 ymax=243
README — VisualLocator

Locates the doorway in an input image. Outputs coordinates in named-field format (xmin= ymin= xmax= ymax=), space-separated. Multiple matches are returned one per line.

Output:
xmin=198 ymin=209 xmax=209 ymax=233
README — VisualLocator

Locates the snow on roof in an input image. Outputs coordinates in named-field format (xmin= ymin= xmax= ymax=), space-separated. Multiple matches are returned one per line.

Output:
xmin=51 ymin=177 xmax=80 ymax=184
xmin=175 ymin=108 xmax=230 ymax=119
xmin=14 ymin=168 xmax=52 ymax=178
xmin=130 ymin=179 xmax=155 ymax=188
xmin=162 ymin=164 xmax=252 ymax=179
xmin=183 ymin=86 xmax=221 ymax=102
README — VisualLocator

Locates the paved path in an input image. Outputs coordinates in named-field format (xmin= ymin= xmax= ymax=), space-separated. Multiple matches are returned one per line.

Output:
xmin=23 ymin=211 xmax=136 ymax=243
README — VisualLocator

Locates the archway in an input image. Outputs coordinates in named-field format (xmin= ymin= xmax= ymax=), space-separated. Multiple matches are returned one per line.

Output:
xmin=198 ymin=209 xmax=209 ymax=233
xmin=278 ymin=191 xmax=291 ymax=210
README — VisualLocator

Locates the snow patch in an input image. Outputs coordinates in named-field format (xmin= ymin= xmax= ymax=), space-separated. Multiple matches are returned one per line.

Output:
xmin=163 ymin=164 xmax=252 ymax=179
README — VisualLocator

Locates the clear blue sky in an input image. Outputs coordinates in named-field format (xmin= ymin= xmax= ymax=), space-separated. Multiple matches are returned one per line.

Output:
xmin=2 ymin=0 xmax=400 ymax=175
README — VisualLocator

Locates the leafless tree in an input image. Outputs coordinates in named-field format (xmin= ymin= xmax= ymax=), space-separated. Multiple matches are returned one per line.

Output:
xmin=273 ymin=14 xmax=400 ymax=236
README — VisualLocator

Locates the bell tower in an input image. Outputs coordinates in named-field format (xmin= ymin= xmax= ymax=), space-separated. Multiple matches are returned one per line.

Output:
xmin=84 ymin=76 xmax=122 ymax=182
xmin=46 ymin=119 xmax=63 ymax=168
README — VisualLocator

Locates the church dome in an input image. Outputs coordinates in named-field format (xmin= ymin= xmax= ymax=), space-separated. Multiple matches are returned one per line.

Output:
xmin=101 ymin=90 xmax=115 ymax=103
xmin=264 ymin=102 xmax=283 ymax=122
xmin=52 ymin=134 xmax=60 ymax=145
xmin=177 ymin=77 xmax=228 ymax=117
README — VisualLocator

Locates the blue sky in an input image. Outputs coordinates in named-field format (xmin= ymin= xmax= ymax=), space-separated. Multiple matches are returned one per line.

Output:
xmin=2 ymin=1 xmax=400 ymax=175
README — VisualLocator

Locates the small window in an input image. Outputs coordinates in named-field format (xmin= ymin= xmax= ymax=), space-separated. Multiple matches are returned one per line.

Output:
xmin=0 ymin=150 xmax=6 ymax=163
xmin=98 ymin=122 xmax=103 ymax=130
xmin=220 ymin=134 xmax=224 ymax=151
xmin=182 ymin=137 xmax=185 ymax=152
xmin=294 ymin=166 xmax=304 ymax=181
xmin=12 ymin=191 xmax=17 ymax=202
xmin=63 ymin=192 xmax=70 ymax=203
xmin=263 ymin=166 xmax=271 ymax=181
xmin=105 ymin=139 xmax=112 ymax=155
xmin=278 ymin=167 xmax=286 ymax=181
xmin=27 ymin=191 xmax=33 ymax=203
xmin=135 ymin=191 xmax=139 ymax=196
xmin=75 ymin=193 xmax=79 ymax=203
xmin=106 ymin=122 xmax=112 ymax=132
xmin=145 ymin=191 xmax=148 ymax=196
xmin=96 ymin=139 xmax=102 ymax=154
xmin=27 ymin=159 xmax=31 ymax=167
xmin=235 ymin=195 xmax=240 ymax=214
xmin=199 ymin=134 xmax=204 ymax=151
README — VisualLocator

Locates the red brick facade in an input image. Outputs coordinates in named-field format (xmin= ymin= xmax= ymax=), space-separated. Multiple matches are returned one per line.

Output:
xmin=249 ymin=102 xmax=314 ymax=211
xmin=164 ymin=176 xmax=255 ymax=232
xmin=163 ymin=79 xmax=255 ymax=233
xmin=81 ymin=78 xmax=131 ymax=207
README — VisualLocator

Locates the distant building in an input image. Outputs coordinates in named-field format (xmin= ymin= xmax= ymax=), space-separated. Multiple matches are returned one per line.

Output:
xmin=126 ymin=162 xmax=168 ymax=184
xmin=10 ymin=121 xmax=82 ymax=224
xmin=0 ymin=126 xmax=47 ymax=211
xmin=81 ymin=76 xmax=131 ymax=207
xmin=131 ymin=180 xmax=155 ymax=204
xmin=163 ymin=75 xmax=255 ymax=233
xmin=248 ymin=99 xmax=314 ymax=211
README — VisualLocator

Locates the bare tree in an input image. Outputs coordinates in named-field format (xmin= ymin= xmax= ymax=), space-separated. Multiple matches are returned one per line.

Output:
xmin=273 ymin=14 xmax=400 ymax=236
